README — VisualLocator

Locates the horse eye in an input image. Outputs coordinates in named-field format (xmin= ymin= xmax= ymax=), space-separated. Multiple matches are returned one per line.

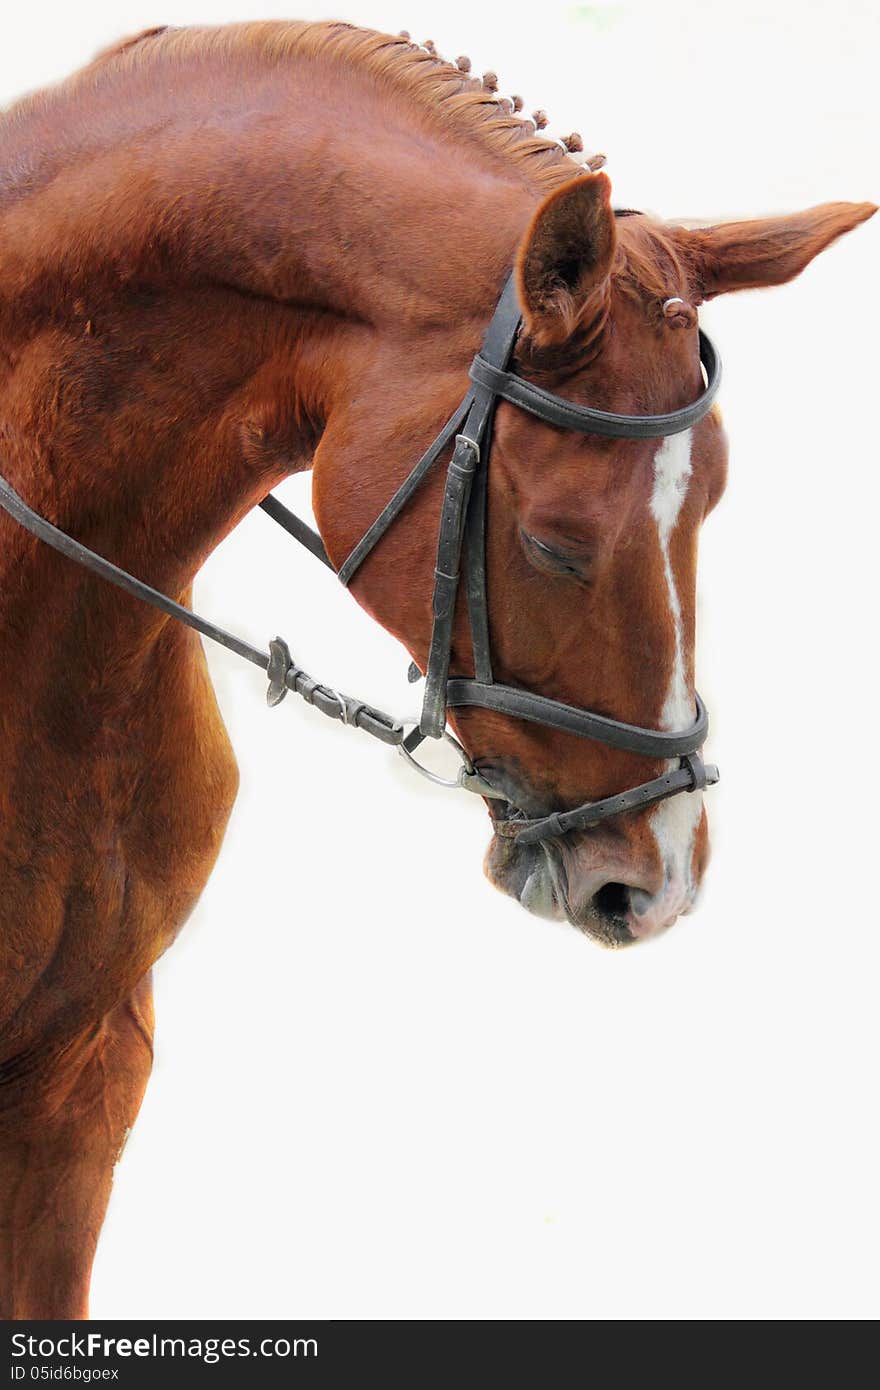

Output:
xmin=520 ymin=530 xmax=591 ymax=580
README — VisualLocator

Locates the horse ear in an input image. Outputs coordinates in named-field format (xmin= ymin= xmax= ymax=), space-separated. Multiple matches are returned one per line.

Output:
xmin=516 ymin=172 xmax=617 ymax=346
xmin=676 ymin=201 xmax=876 ymax=301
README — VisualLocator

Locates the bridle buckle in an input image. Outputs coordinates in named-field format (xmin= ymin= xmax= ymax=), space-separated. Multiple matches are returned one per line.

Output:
xmin=453 ymin=433 xmax=480 ymax=467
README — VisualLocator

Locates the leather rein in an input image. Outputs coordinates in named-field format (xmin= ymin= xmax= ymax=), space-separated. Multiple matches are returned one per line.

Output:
xmin=0 ymin=270 xmax=721 ymax=846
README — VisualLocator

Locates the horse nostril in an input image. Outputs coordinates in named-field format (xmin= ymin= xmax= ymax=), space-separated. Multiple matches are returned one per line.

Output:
xmin=592 ymin=882 xmax=631 ymax=919
xmin=628 ymin=887 xmax=654 ymax=917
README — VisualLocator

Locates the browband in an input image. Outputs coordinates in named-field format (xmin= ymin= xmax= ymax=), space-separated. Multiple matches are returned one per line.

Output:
xmin=469 ymin=330 xmax=720 ymax=439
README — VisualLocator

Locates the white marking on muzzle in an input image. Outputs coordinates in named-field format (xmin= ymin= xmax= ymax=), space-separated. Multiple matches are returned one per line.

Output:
xmin=647 ymin=429 xmax=702 ymax=907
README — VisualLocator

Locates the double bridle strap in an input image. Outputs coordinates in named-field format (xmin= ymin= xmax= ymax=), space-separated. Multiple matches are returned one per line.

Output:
xmin=0 ymin=266 xmax=721 ymax=845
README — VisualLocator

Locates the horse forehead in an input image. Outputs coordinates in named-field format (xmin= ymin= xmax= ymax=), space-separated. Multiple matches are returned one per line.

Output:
xmin=501 ymin=438 xmax=656 ymax=532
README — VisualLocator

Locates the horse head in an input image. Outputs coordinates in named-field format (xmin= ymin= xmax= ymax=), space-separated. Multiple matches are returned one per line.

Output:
xmin=318 ymin=173 xmax=873 ymax=945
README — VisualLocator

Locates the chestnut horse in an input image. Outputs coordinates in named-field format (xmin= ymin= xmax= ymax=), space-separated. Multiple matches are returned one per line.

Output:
xmin=0 ymin=21 xmax=873 ymax=1318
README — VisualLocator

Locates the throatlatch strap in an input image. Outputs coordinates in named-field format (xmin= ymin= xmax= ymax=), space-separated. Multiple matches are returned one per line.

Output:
xmin=259 ymin=494 xmax=333 ymax=570
xmin=336 ymin=394 xmax=473 ymax=587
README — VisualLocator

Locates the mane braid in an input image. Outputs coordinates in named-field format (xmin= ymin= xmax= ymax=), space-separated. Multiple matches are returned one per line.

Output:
xmin=13 ymin=19 xmax=589 ymax=197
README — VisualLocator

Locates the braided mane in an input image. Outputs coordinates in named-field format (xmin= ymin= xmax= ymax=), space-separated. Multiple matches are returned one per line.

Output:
xmin=11 ymin=19 xmax=600 ymax=196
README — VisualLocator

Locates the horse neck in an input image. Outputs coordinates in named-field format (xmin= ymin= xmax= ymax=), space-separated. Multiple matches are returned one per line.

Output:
xmin=1 ymin=32 xmax=546 ymax=317
xmin=0 ymin=43 xmax=543 ymax=706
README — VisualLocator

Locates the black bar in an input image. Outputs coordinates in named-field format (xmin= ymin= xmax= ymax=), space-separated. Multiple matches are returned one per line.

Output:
xmin=1 ymin=1320 xmax=602 ymax=1385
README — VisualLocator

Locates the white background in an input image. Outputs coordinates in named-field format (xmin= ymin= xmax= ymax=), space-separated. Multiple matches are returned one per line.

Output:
xmin=3 ymin=0 xmax=878 ymax=1320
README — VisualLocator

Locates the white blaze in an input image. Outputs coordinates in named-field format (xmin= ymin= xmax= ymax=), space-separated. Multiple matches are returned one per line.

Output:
xmin=648 ymin=429 xmax=702 ymax=905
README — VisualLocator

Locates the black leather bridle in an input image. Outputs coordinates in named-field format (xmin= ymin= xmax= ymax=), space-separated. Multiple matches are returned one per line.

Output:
xmin=0 ymin=268 xmax=721 ymax=846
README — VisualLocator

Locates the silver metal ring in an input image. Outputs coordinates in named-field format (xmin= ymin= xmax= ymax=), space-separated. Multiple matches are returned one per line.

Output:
xmin=662 ymin=296 xmax=685 ymax=311
xmin=397 ymin=719 xmax=476 ymax=789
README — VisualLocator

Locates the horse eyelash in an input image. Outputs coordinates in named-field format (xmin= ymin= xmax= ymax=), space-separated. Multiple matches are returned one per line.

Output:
xmin=521 ymin=530 xmax=591 ymax=579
